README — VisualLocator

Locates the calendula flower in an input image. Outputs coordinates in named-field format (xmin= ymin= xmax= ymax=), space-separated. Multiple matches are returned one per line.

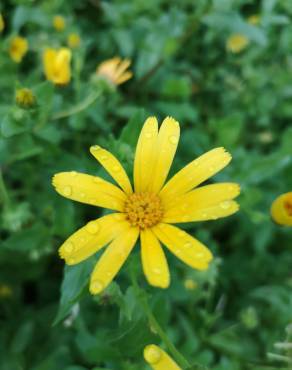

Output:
xmin=67 ymin=32 xmax=81 ymax=48
xmin=53 ymin=117 xmax=240 ymax=294
xmin=43 ymin=48 xmax=71 ymax=85
xmin=144 ymin=345 xmax=181 ymax=370
xmin=271 ymin=192 xmax=292 ymax=226
xmin=9 ymin=36 xmax=28 ymax=63
xmin=226 ymin=33 xmax=249 ymax=53
xmin=248 ymin=15 xmax=261 ymax=25
xmin=96 ymin=57 xmax=132 ymax=85
xmin=15 ymin=88 xmax=36 ymax=108
xmin=0 ymin=13 xmax=4 ymax=33
xmin=53 ymin=15 xmax=66 ymax=31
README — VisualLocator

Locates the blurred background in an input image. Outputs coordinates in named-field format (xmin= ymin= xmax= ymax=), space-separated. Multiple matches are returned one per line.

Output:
xmin=0 ymin=0 xmax=292 ymax=369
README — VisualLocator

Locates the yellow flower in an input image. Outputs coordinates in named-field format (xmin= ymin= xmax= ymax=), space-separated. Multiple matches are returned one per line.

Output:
xmin=43 ymin=48 xmax=71 ymax=85
xmin=96 ymin=57 xmax=132 ymax=85
xmin=248 ymin=15 xmax=261 ymax=25
xmin=271 ymin=192 xmax=292 ymax=226
xmin=226 ymin=34 xmax=249 ymax=53
xmin=9 ymin=36 xmax=28 ymax=63
xmin=144 ymin=344 xmax=181 ymax=370
xmin=67 ymin=33 xmax=81 ymax=48
xmin=15 ymin=88 xmax=36 ymax=108
xmin=0 ymin=13 xmax=4 ymax=33
xmin=53 ymin=15 xmax=66 ymax=31
xmin=0 ymin=284 xmax=12 ymax=298
xmin=52 ymin=117 xmax=240 ymax=294
xmin=184 ymin=278 xmax=198 ymax=290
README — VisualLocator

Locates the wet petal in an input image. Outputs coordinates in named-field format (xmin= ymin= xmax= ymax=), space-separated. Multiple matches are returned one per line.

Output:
xmin=59 ymin=213 xmax=127 ymax=265
xmin=90 ymin=145 xmax=132 ymax=194
xmin=160 ymin=148 xmax=232 ymax=203
xmin=140 ymin=229 xmax=170 ymax=288
xmin=152 ymin=223 xmax=213 ymax=270
xmin=89 ymin=224 xmax=139 ymax=294
xmin=144 ymin=344 xmax=181 ymax=370
xmin=52 ymin=171 xmax=126 ymax=211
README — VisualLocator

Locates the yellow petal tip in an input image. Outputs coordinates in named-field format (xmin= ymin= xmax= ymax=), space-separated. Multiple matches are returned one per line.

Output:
xmin=144 ymin=345 xmax=162 ymax=364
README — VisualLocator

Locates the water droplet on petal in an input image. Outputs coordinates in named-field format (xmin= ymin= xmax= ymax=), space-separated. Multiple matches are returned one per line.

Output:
xmin=91 ymin=280 xmax=104 ymax=294
xmin=63 ymin=186 xmax=72 ymax=197
xmin=184 ymin=241 xmax=192 ymax=249
xmin=220 ymin=201 xmax=231 ymax=209
xmin=80 ymin=192 xmax=85 ymax=198
xmin=86 ymin=222 xmax=99 ymax=234
xmin=101 ymin=154 xmax=108 ymax=160
xmin=153 ymin=268 xmax=161 ymax=274
xmin=169 ymin=135 xmax=178 ymax=144
xmin=64 ymin=242 xmax=74 ymax=253
xmin=91 ymin=145 xmax=101 ymax=151
xmin=144 ymin=345 xmax=161 ymax=364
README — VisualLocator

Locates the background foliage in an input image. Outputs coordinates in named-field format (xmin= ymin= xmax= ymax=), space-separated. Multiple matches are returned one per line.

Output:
xmin=0 ymin=0 xmax=292 ymax=369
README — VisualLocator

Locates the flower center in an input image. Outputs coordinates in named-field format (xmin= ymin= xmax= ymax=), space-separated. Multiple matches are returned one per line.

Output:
xmin=284 ymin=199 xmax=292 ymax=216
xmin=124 ymin=192 xmax=164 ymax=229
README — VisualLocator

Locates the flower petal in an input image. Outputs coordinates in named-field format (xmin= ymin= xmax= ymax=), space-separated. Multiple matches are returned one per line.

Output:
xmin=164 ymin=183 xmax=240 ymax=222
xmin=160 ymin=147 xmax=232 ymax=203
xmin=148 ymin=117 xmax=180 ymax=194
xmin=140 ymin=229 xmax=170 ymax=288
xmin=59 ymin=213 xmax=127 ymax=265
xmin=152 ymin=223 xmax=213 ymax=270
xmin=116 ymin=71 xmax=133 ymax=85
xmin=144 ymin=344 xmax=181 ymax=370
xmin=134 ymin=117 xmax=158 ymax=192
xmin=52 ymin=172 xmax=126 ymax=211
xmin=90 ymin=145 xmax=133 ymax=194
xmin=89 ymin=224 xmax=139 ymax=294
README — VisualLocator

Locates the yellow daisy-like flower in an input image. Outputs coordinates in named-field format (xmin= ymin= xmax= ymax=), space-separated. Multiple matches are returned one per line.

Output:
xmin=226 ymin=33 xmax=249 ymax=53
xmin=53 ymin=15 xmax=66 ymax=31
xmin=43 ymin=47 xmax=71 ymax=85
xmin=67 ymin=32 xmax=81 ymax=49
xmin=52 ymin=117 xmax=240 ymax=294
xmin=9 ymin=36 xmax=28 ymax=63
xmin=96 ymin=57 xmax=132 ymax=86
xmin=15 ymin=88 xmax=36 ymax=109
xmin=0 ymin=13 xmax=4 ymax=33
xmin=144 ymin=345 xmax=181 ymax=370
xmin=247 ymin=15 xmax=261 ymax=26
xmin=271 ymin=192 xmax=292 ymax=226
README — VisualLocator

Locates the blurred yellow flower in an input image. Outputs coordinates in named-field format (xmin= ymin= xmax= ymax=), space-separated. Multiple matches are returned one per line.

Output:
xmin=43 ymin=48 xmax=71 ymax=85
xmin=248 ymin=15 xmax=261 ymax=25
xmin=15 ymin=88 xmax=36 ymax=108
xmin=226 ymin=34 xmax=249 ymax=53
xmin=9 ymin=36 xmax=28 ymax=63
xmin=0 ymin=284 xmax=12 ymax=298
xmin=144 ymin=345 xmax=181 ymax=370
xmin=0 ymin=13 xmax=4 ymax=33
xmin=53 ymin=15 xmax=66 ymax=31
xmin=184 ymin=278 xmax=198 ymax=290
xmin=53 ymin=116 xmax=240 ymax=294
xmin=271 ymin=192 xmax=292 ymax=226
xmin=67 ymin=33 xmax=81 ymax=48
xmin=96 ymin=57 xmax=132 ymax=85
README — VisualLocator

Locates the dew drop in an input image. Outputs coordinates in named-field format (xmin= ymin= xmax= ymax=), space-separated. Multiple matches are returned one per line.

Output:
xmin=220 ymin=201 xmax=231 ymax=209
xmin=80 ymin=192 xmax=85 ymax=198
xmin=169 ymin=135 xmax=179 ymax=144
xmin=144 ymin=345 xmax=161 ymax=364
xmin=91 ymin=280 xmax=104 ymax=294
xmin=101 ymin=154 xmax=109 ymax=160
xmin=86 ymin=222 xmax=99 ymax=234
xmin=153 ymin=268 xmax=161 ymax=275
xmin=63 ymin=186 xmax=72 ymax=197
xmin=64 ymin=242 xmax=74 ymax=253
xmin=184 ymin=241 xmax=192 ymax=249
xmin=91 ymin=145 xmax=101 ymax=151
xmin=196 ymin=252 xmax=205 ymax=259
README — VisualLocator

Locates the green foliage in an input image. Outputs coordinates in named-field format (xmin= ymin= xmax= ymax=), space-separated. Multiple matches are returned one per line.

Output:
xmin=0 ymin=0 xmax=292 ymax=369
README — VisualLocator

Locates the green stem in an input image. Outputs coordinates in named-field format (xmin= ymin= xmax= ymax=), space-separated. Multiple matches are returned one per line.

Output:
xmin=52 ymin=89 xmax=101 ymax=120
xmin=0 ymin=169 xmax=10 ymax=207
xmin=130 ymin=268 xmax=191 ymax=369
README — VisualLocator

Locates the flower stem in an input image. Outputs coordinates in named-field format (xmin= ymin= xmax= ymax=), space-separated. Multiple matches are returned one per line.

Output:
xmin=0 ymin=169 xmax=10 ymax=207
xmin=130 ymin=267 xmax=191 ymax=369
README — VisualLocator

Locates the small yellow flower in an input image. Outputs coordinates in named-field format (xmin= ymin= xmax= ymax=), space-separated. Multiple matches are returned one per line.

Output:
xmin=0 ymin=13 xmax=4 ymax=33
xmin=53 ymin=15 xmax=66 ymax=31
xmin=184 ymin=278 xmax=198 ymax=290
xmin=226 ymin=34 xmax=249 ymax=53
xmin=43 ymin=48 xmax=71 ymax=85
xmin=9 ymin=36 xmax=28 ymax=63
xmin=144 ymin=345 xmax=181 ymax=370
xmin=52 ymin=117 xmax=240 ymax=294
xmin=15 ymin=88 xmax=36 ymax=108
xmin=67 ymin=33 xmax=81 ymax=48
xmin=248 ymin=15 xmax=261 ymax=25
xmin=96 ymin=57 xmax=132 ymax=85
xmin=271 ymin=192 xmax=292 ymax=226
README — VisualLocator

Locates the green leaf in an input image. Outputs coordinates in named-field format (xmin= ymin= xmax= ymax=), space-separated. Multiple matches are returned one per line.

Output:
xmin=119 ymin=109 xmax=146 ymax=147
